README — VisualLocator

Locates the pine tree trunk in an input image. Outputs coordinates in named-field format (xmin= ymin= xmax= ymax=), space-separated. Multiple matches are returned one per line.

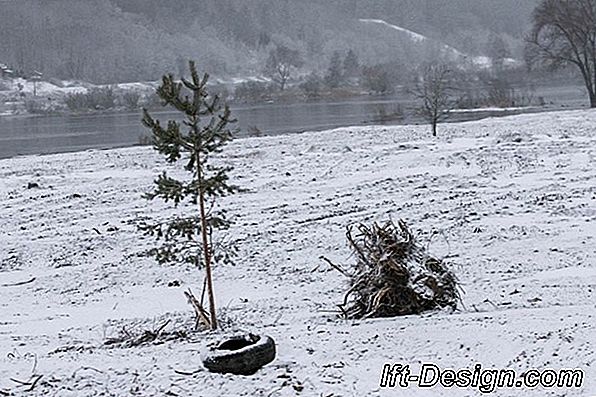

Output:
xmin=196 ymin=151 xmax=217 ymax=330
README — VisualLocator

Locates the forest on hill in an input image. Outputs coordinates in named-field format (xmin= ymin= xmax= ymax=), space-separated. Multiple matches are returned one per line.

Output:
xmin=0 ymin=0 xmax=539 ymax=83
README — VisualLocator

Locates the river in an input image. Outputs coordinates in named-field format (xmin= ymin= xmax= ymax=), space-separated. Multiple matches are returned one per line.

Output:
xmin=0 ymin=85 xmax=587 ymax=159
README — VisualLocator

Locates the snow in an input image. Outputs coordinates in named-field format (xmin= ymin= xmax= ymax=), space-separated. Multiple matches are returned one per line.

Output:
xmin=0 ymin=78 xmax=157 ymax=99
xmin=0 ymin=78 xmax=160 ymax=116
xmin=2 ymin=78 xmax=87 ymax=96
xmin=213 ymin=76 xmax=270 ymax=85
xmin=359 ymin=18 xmax=519 ymax=69
xmin=360 ymin=18 xmax=428 ymax=42
xmin=451 ymin=106 xmax=535 ymax=113
xmin=0 ymin=110 xmax=595 ymax=396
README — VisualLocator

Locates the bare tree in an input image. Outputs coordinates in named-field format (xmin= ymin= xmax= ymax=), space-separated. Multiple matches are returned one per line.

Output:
xmin=264 ymin=45 xmax=303 ymax=90
xmin=412 ymin=64 xmax=454 ymax=136
xmin=526 ymin=0 xmax=596 ymax=107
xmin=361 ymin=64 xmax=391 ymax=94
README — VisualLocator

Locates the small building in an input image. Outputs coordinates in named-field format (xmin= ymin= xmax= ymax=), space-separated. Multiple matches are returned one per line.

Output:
xmin=0 ymin=64 xmax=14 ymax=79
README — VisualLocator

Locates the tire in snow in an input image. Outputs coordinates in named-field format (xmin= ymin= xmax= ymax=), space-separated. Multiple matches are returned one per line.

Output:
xmin=201 ymin=333 xmax=276 ymax=375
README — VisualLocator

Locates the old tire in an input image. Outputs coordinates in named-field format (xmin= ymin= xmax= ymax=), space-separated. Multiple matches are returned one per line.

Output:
xmin=201 ymin=333 xmax=276 ymax=375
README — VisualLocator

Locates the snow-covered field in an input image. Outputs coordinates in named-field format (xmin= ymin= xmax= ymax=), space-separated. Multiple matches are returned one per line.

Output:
xmin=0 ymin=110 xmax=594 ymax=396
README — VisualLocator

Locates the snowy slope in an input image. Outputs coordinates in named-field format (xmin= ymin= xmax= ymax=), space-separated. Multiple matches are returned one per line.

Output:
xmin=360 ymin=18 xmax=428 ymax=43
xmin=0 ymin=110 xmax=595 ymax=396
xmin=359 ymin=18 xmax=519 ymax=69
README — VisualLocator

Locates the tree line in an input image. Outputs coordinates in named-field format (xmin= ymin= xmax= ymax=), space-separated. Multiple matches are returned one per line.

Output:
xmin=0 ymin=0 xmax=535 ymax=83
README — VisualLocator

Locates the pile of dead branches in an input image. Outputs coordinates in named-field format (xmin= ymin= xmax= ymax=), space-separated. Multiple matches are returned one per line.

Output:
xmin=104 ymin=319 xmax=187 ymax=348
xmin=332 ymin=220 xmax=460 ymax=319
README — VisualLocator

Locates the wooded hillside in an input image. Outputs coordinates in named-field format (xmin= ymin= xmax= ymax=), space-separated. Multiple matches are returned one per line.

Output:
xmin=0 ymin=0 xmax=538 ymax=83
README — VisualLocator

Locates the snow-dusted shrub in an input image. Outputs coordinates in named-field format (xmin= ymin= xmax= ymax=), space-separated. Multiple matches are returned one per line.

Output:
xmin=495 ymin=129 xmax=533 ymax=144
xmin=65 ymin=87 xmax=115 ymax=111
xmin=361 ymin=64 xmax=392 ymax=94
xmin=234 ymin=81 xmax=273 ymax=103
xmin=300 ymin=73 xmax=322 ymax=98
xmin=121 ymin=91 xmax=141 ymax=110
xmin=24 ymin=99 xmax=45 ymax=114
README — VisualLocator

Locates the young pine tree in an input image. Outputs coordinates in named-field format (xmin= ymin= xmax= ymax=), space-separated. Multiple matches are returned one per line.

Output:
xmin=343 ymin=49 xmax=360 ymax=79
xmin=324 ymin=51 xmax=343 ymax=89
xmin=140 ymin=60 xmax=240 ymax=330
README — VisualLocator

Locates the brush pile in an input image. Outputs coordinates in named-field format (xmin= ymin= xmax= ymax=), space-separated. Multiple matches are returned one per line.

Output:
xmin=338 ymin=220 xmax=460 ymax=319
